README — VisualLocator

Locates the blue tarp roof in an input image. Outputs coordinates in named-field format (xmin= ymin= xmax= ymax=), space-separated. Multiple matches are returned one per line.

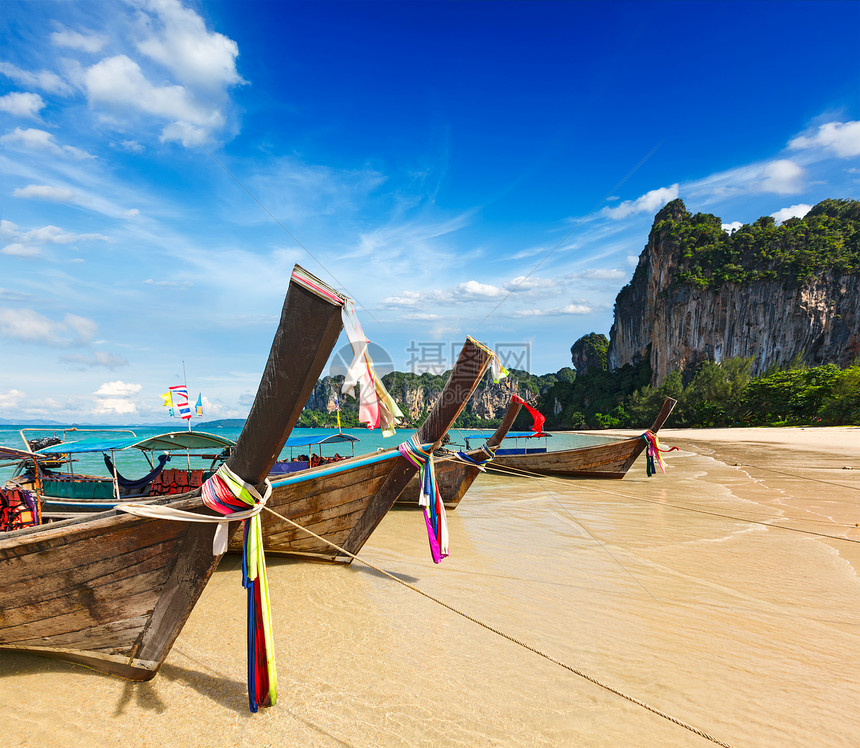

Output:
xmin=282 ymin=433 xmax=359 ymax=448
xmin=36 ymin=431 xmax=235 ymax=455
xmin=465 ymin=431 xmax=551 ymax=441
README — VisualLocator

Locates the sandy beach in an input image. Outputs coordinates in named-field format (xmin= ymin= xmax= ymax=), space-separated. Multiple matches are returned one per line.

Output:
xmin=3 ymin=427 xmax=859 ymax=747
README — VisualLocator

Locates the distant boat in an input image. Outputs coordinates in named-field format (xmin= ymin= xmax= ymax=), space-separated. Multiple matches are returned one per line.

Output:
xmin=230 ymin=337 xmax=495 ymax=562
xmin=12 ymin=430 xmax=235 ymax=519
xmin=483 ymin=397 xmax=677 ymax=479
xmin=268 ymin=432 xmax=359 ymax=475
xmin=0 ymin=265 xmax=346 ymax=681
xmin=395 ymin=396 xmax=523 ymax=508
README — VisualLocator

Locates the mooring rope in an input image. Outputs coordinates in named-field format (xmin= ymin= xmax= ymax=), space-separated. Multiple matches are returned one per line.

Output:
xmin=260 ymin=504 xmax=732 ymax=747
xmin=441 ymin=457 xmax=860 ymax=543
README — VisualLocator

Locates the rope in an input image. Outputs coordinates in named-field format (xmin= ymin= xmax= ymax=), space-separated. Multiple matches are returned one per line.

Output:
xmin=473 ymin=460 xmax=860 ymax=544
xmin=260 ymin=504 xmax=732 ymax=747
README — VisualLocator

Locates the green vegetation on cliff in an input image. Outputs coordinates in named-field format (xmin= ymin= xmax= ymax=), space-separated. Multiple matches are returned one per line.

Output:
xmin=654 ymin=198 xmax=860 ymax=288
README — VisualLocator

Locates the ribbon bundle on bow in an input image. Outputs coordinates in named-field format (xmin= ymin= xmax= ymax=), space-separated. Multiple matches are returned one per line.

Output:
xmin=398 ymin=435 xmax=448 ymax=563
xmin=641 ymin=430 xmax=679 ymax=477
xmin=202 ymin=465 xmax=277 ymax=712
xmin=341 ymin=300 xmax=403 ymax=436
xmin=511 ymin=393 xmax=546 ymax=434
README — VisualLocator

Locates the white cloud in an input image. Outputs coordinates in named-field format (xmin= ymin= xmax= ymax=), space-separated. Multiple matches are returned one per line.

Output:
xmin=0 ymin=389 xmax=26 ymax=408
xmin=0 ymin=92 xmax=45 ymax=119
xmin=603 ymin=184 xmax=679 ymax=220
xmin=13 ymin=184 xmax=76 ymax=202
xmin=84 ymin=55 xmax=226 ymax=145
xmin=572 ymin=268 xmax=627 ymax=280
xmin=50 ymin=28 xmax=108 ymax=53
xmin=505 ymin=275 xmax=560 ymax=292
xmin=92 ymin=398 xmax=138 ymax=415
xmin=771 ymin=203 xmax=812 ymax=225
xmin=404 ymin=312 xmax=441 ymax=320
xmin=722 ymin=221 xmax=743 ymax=233
xmin=94 ymin=380 xmax=142 ymax=396
xmin=1 ymin=243 xmax=40 ymax=257
xmin=135 ymin=0 xmax=244 ymax=91
xmin=789 ymin=120 xmax=860 ymax=158
xmin=761 ymin=159 xmax=804 ymax=194
xmin=0 ymin=62 xmax=73 ymax=95
xmin=686 ymin=158 xmax=806 ymax=201
xmin=61 ymin=351 xmax=129 ymax=369
xmin=512 ymin=303 xmax=594 ymax=317
xmin=0 ymin=127 xmax=95 ymax=159
xmin=0 ymin=220 xmax=109 ymax=257
xmin=0 ymin=308 xmax=97 ymax=346
xmin=456 ymin=280 xmax=504 ymax=299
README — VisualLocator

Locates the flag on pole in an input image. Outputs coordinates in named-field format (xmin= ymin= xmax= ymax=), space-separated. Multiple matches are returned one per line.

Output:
xmin=170 ymin=385 xmax=192 ymax=420
xmin=333 ymin=394 xmax=341 ymax=431
xmin=195 ymin=393 xmax=203 ymax=417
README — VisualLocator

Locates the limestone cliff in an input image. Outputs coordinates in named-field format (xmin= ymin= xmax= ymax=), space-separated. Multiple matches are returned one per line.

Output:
xmin=608 ymin=198 xmax=860 ymax=384
xmin=304 ymin=372 xmax=539 ymax=423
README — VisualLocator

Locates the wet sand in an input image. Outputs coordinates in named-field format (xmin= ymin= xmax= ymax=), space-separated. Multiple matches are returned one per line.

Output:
xmin=3 ymin=427 xmax=859 ymax=746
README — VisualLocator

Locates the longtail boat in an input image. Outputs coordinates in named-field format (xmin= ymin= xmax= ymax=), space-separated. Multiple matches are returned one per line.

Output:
xmin=232 ymin=337 xmax=494 ymax=562
xmin=395 ymin=396 xmax=523 ymax=509
xmin=11 ymin=430 xmax=235 ymax=520
xmin=0 ymin=265 xmax=345 ymax=680
xmin=485 ymin=397 xmax=677 ymax=479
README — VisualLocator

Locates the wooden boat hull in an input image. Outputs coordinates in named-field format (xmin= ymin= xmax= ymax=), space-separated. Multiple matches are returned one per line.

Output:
xmin=489 ymin=397 xmax=678 ymax=479
xmin=0 ymin=495 xmax=227 ymax=680
xmin=488 ymin=435 xmax=647 ymax=478
xmin=0 ymin=265 xmax=347 ymax=680
xmin=232 ymin=338 xmax=494 ymax=561
xmin=254 ymin=451 xmax=400 ymax=562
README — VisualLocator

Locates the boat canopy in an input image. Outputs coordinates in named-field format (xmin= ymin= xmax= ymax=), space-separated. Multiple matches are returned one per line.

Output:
xmin=35 ymin=431 xmax=235 ymax=455
xmin=282 ymin=433 xmax=359 ymax=448
xmin=466 ymin=431 xmax=551 ymax=441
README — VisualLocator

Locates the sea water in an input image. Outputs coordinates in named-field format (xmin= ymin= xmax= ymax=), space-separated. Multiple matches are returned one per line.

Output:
xmin=0 ymin=423 xmax=616 ymax=483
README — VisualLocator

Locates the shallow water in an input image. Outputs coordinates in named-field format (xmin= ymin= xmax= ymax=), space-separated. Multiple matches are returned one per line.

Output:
xmin=2 ymin=435 xmax=859 ymax=746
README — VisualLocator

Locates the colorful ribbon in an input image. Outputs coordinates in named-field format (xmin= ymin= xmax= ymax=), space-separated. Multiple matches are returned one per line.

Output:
xmin=466 ymin=335 xmax=509 ymax=383
xmin=202 ymin=464 xmax=277 ymax=712
xmin=511 ymin=394 xmax=546 ymax=435
xmin=641 ymin=431 xmax=679 ymax=477
xmin=398 ymin=436 xmax=448 ymax=563
xmin=341 ymin=300 xmax=403 ymax=436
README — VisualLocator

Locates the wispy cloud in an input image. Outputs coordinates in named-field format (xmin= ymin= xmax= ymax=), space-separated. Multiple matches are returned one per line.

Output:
xmin=1 ymin=219 xmax=110 ymax=257
xmin=0 ymin=61 xmax=74 ymax=95
xmin=1 ymin=128 xmax=95 ymax=159
xmin=0 ymin=308 xmax=98 ymax=347
xmin=602 ymin=184 xmax=679 ymax=220
xmin=61 ymin=351 xmax=129 ymax=369
xmin=789 ymin=120 xmax=860 ymax=158
xmin=50 ymin=27 xmax=108 ymax=54
xmin=0 ymin=92 xmax=46 ymax=119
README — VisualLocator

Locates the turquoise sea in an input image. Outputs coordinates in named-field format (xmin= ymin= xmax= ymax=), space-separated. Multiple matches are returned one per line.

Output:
xmin=0 ymin=423 xmax=617 ymax=483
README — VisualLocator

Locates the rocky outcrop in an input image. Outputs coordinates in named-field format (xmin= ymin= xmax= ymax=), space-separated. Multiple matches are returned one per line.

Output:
xmin=608 ymin=199 xmax=860 ymax=384
xmin=305 ymin=373 xmax=538 ymax=421
xmin=570 ymin=333 xmax=608 ymax=374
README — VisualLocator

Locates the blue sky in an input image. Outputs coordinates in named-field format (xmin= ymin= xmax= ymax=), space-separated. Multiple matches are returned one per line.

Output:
xmin=1 ymin=0 xmax=859 ymax=424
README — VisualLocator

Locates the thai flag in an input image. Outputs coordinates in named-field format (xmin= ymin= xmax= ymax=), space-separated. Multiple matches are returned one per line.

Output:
xmin=170 ymin=385 xmax=192 ymax=420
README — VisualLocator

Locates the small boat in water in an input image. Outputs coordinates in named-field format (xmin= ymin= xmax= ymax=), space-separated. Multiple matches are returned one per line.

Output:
xmin=232 ymin=337 xmax=495 ymax=562
xmin=484 ymin=397 xmax=677 ymax=479
xmin=268 ymin=432 xmax=359 ymax=475
xmin=0 ymin=265 xmax=346 ymax=681
xmin=12 ymin=430 xmax=235 ymax=519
